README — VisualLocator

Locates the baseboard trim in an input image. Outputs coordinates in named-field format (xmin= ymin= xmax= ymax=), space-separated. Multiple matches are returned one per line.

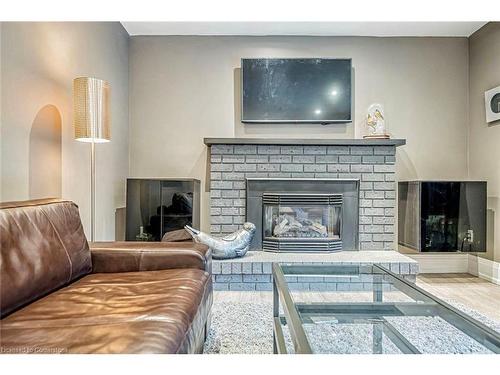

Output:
xmin=403 ymin=253 xmax=469 ymax=274
xmin=468 ymin=255 xmax=500 ymax=285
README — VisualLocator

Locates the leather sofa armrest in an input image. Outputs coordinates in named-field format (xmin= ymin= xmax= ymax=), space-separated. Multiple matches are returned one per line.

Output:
xmin=90 ymin=241 xmax=211 ymax=274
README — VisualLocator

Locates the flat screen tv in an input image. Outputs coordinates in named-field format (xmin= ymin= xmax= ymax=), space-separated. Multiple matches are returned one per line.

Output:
xmin=241 ymin=58 xmax=352 ymax=124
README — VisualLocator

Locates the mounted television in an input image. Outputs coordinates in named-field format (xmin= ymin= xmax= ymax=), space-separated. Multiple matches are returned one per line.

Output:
xmin=241 ymin=58 xmax=352 ymax=124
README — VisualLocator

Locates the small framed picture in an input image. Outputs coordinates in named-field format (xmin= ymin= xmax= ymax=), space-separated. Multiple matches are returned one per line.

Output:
xmin=485 ymin=85 xmax=500 ymax=123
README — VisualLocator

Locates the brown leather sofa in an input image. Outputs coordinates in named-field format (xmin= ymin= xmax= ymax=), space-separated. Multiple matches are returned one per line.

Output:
xmin=0 ymin=199 xmax=212 ymax=354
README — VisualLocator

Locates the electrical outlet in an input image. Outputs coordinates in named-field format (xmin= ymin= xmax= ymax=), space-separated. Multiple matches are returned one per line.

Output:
xmin=467 ymin=229 xmax=474 ymax=243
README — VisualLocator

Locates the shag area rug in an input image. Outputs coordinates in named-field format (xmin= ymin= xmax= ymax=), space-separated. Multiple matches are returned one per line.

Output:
xmin=203 ymin=293 xmax=500 ymax=354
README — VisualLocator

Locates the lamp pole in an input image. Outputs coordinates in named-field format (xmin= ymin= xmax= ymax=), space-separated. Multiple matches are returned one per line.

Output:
xmin=90 ymin=139 xmax=96 ymax=242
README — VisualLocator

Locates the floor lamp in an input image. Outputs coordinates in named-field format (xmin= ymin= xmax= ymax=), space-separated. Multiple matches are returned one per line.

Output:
xmin=73 ymin=77 xmax=110 ymax=242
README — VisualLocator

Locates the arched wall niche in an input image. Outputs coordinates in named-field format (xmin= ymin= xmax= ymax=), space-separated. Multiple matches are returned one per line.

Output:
xmin=29 ymin=104 xmax=62 ymax=199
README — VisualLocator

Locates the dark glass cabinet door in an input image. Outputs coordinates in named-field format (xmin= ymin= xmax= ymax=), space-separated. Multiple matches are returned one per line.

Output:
xmin=421 ymin=182 xmax=460 ymax=251
xmin=399 ymin=181 xmax=486 ymax=252
xmin=125 ymin=179 xmax=200 ymax=241
xmin=420 ymin=182 xmax=486 ymax=252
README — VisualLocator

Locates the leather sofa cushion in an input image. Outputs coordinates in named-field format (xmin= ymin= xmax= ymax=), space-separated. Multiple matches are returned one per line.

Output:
xmin=0 ymin=199 xmax=91 ymax=317
xmin=0 ymin=268 xmax=211 ymax=354
xmin=90 ymin=241 xmax=210 ymax=273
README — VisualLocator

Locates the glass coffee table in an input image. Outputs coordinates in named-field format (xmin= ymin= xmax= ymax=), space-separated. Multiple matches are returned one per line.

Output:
xmin=272 ymin=263 xmax=500 ymax=354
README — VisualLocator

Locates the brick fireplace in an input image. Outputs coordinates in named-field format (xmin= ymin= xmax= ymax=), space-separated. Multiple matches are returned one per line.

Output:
xmin=206 ymin=138 xmax=406 ymax=251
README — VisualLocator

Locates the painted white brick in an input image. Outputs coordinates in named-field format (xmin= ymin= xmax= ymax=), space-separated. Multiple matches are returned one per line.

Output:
xmin=293 ymin=155 xmax=315 ymax=163
xmin=234 ymin=164 xmax=257 ymax=172
xmin=231 ymin=262 xmax=242 ymax=273
xmin=362 ymin=173 xmax=385 ymax=182
xmin=234 ymin=145 xmax=257 ymax=154
xmin=374 ymin=146 xmax=396 ymax=155
xmin=373 ymin=164 xmax=395 ymax=173
xmin=223 ymin=173 xmax=245 ymax=181
xmin=280 ymin=146 xmax=303 ymax=154
xmin=281 ymin=164 xmax=303 ymax=172
xmin=304 ymin=146 xmax=327 ymax=155
xmin=373 ymin=200 xmax=395 ymax=208
xmin=374 ymin=182 xmax=395 ymax=190
xmin=222 ymin=224 xmax=239 ymax=232
xmin=233 ymin=181 xmax=246 ymax=189
xmin=257 ymin=164 xmax=280 ymax=172
xmin=243 ymin=275 xmax=271 ymax=282
xmin=252 ymin=262 xmax=263 ymax=274
xmin=359 ymin=216 xmax=373 ymax=224
xmin=269 ymin=155 xmax=292 ymax=163
xmin=216 ymin=275 xmax=242 ymax=282
xmin=362 ymin=155 xmax=385 ymax=164
xmin=233 ymin=216 xmax=245 ymax=224
xmin=221 ymin=207 xmax=239 ymax=215
xmin=351 ymin=164 xmax=373 ymax=173
xmin=221 ymin=190 xmax=239 ymax=198
xmin=365 ymin=191 xmax=385 ymax=199
xmin=315 ymin=155 xmax=339 ymax=163
xmin=304 ymin=164 xmax=327 ymax=173
xmin=268 ymin=172 xmax=292 ymax=178
xmin=242 ymin=263 xmax=253 ymax=274
xmin=400 ymin=263 xmax=410 ymax=275
xmin=314 ymin=173 xmax=339 ymax=178
xmin=327 ymin=146 xmax=350 ymax=155
xmin=373 ymin=216 xmax=395 ymax=225
xmin=223 ymin=155 xmax=245 ymax=163
xmin=211 ymin=208 xmax=221 ymax=215
xmin=212 ymin=262 xmax=221 ymax=274
xmin=246 ymin=155 xmax=269 ymax=163
xmin=256 ymin=284 xmax=273 ymax=291
xmin=359 ymin=199 xmax=372 ymax=208
xmin=350 ymin=147 xmax=373 ymax=155
xmin=262 ymin=263 xmax=272 ymax=273
xmin=233 ymin=199 xmax=245 ymax=207
xmin=214 ymin=283 xmax=229 ymax=291
xmin=211 ymin=164 xmax=233 ymax=172
xmin=211 ymin=155 xmax=222 ymax=163
xmin=327 ymin=164 xmax=350 ymax=173
xmin=211 ymin=197 xmax=233 ymax=207
xmin=211 ymin=216 xmax=233 ymax=225
xmin=211 ymin=145 xmax=234 ymax=154
xmin=221 ymin=263 xmax=232 ymax=274
xmin=245 ymin=172 xmax=268 ymax=178
xmin=257 ymin=145 xmax=280 ymax=154
xmin=339 ymin=155 xmax=361 ymax=163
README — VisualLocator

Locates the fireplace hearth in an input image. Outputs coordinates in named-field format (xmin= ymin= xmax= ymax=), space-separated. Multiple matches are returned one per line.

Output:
xmin=247 ymin=178 xmax=359 ymax=252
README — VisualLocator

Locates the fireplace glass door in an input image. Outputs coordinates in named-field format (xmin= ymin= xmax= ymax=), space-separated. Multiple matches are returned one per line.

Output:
xmin=262 ymin=193 xmax=342 ymax=252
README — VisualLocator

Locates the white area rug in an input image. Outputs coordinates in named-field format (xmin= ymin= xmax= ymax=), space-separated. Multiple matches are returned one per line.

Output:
xmin=203 ymin=293 xmax=500 ymax=354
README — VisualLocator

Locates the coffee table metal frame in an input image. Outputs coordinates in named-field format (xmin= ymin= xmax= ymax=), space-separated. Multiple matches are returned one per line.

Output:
xmin=272 ymin=263 xmax=500 ymax=354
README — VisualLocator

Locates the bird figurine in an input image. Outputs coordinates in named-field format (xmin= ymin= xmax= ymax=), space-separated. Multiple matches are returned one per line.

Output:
xmin=184 ymin=222 xmax=256 ymax=260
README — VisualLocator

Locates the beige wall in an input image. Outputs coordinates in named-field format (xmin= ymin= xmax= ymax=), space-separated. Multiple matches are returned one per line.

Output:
xmin=129 ymin=36 xmax=470 ymax=231
xmin=1 ymin=22 xmax=129 ymax=240
xmin=469 ymin=22 xmax=500 ymax=262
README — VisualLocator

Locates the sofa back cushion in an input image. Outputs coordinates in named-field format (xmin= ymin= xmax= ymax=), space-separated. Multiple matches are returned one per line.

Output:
xmin=0 ymin=199 xmax=91 ymax=317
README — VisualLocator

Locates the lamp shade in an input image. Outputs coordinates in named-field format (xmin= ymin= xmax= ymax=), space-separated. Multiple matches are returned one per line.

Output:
xmin=73 ymin=77 xmax=110 ymax=143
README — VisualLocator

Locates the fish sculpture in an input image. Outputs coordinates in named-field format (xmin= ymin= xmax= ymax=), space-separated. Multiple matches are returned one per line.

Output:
xmin=184 ymin=222 xmax=256 ymax=260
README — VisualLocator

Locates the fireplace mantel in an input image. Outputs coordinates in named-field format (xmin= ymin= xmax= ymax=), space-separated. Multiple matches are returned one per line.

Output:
xmin=204 ymin=138 xmax=406 ymax=147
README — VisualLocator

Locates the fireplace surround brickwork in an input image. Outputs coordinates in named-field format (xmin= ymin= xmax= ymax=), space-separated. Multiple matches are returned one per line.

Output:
xmin=209 ymin=143 xmax=397 ymax=251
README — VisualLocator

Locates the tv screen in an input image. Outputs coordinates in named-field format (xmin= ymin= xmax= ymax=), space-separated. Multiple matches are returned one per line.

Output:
xmin=241 ymin=58 xmax=352 ymax=124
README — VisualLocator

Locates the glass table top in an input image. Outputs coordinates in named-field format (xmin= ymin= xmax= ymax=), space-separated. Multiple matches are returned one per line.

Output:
xmin=272 ymin=263 xmax=500 ymax=354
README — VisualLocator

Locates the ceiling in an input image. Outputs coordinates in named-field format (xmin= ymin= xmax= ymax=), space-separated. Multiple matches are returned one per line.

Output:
xmin=122 ymin=22 xmax=487 ymax=37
